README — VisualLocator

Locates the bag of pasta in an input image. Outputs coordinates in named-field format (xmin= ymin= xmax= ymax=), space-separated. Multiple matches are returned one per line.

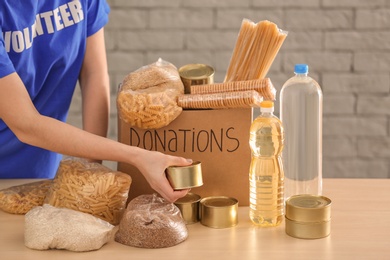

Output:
xmin=115 ymin=194 xmax=188 ymax=248
xmin=117 ymin=58 xmax=184 ymax=129
xmin=0 ymin=180 xmax=52 ymax=214
xmin=44 ymin=158 xmax=132 ymax=225
xmin=25 ymin=204 xmax=114 ymax=252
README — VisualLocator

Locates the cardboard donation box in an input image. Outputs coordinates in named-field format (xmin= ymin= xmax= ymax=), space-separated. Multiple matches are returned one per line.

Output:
xmin=118 ymin=108 xmax=253 ymax=206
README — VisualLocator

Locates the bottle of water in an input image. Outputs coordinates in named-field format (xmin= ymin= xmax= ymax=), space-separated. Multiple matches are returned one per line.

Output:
xmin=249 ymin=101 xmax=284 ymax=227
xmin=280 ymin=64 xmax=323 ymax=201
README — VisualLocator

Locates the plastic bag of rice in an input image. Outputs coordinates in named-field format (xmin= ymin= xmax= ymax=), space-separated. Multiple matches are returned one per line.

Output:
xmin=25 ymin=204 xmax=114 ymax=252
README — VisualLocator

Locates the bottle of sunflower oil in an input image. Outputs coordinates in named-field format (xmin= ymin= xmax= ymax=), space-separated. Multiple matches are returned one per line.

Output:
xmin=249 ymin=100 xmax=284 ymax=227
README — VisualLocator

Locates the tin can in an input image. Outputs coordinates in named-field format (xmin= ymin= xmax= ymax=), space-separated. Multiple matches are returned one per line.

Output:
xmin=285 ymin=194 xmax=332 ymax=239
xmin=285 ymin=218 xmax=331 ymax=239
xmin=179 ymin=64 xmax=214 ymax=94
xmin=174 ymin=193 xmax=201 ymax=224
xmin=166 ymin=161 xmax=203 ymax=190
xmin=200 ymin=196 xmax=238 ymax=228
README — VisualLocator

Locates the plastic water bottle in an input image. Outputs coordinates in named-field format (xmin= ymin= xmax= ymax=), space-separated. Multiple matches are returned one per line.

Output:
xmin=280 ymin=64 xmax=323 ymax=201
xmin=249 ymin=101 xmax=284 ymax=227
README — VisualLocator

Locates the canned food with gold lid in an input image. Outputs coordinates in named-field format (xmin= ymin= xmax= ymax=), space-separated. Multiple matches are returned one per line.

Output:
xmin=200 ymin=196 xmax=238 ymax=228
xmin=174 ymin=193 xmax=201 ymax=224
xmin=285 ymin=194 xmax=332 ymax=239
xmin=286 ymin=194 xmax=331 ymax=222
xmin=179 ymin=64 xmax=214 ymax=94
xmin=166 ymin=161 xmax=203 ymax=190
xmin=285 ymin=218 xmax=331 ymax=239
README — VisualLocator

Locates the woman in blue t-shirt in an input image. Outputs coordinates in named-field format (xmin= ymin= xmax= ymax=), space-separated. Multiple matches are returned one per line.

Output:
xmin=0 ymin=0 xmax=191 ymax=202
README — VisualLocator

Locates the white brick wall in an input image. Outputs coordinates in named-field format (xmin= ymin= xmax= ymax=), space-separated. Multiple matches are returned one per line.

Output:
xmin=68 ymin=0 xmax=390 ymax=178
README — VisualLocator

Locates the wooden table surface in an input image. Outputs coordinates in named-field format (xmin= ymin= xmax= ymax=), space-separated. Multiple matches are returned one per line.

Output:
xmin=0 ymin=178 xmax=389 ymax=260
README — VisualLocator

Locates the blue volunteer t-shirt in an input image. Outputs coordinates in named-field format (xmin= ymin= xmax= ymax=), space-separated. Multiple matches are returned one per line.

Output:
xmin=0 ymin=0 xmax=110 ymax=178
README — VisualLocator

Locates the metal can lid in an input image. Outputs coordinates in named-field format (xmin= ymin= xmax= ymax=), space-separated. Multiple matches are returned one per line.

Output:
xmin=167 ymin=161 xmax=202 ymax=170
xmin=179 ymin=64 xmax=215 ymax=80
xmin=287 ymin=195 xmax=331 ymax=209
xmin=286 ymin=195 xmax=331 ymax=222
xmin=175 ymin=193 xmax=201 ymax=204
xmin=201 ymin=196 xmax=238 ymax=208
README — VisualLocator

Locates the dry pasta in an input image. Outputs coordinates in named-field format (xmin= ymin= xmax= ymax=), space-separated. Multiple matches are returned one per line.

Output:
xmin=189 ymin=78 xmax=276 ymax=100
xmin=44 ymin=158 xmax=132 ymax=225
xmin=117 ymin=58 xmax=184 ymax=129
xmin=0 ymin=180 xmax=53 ymax=214
xmin=224 ymin=19 xmax=287 ymax=82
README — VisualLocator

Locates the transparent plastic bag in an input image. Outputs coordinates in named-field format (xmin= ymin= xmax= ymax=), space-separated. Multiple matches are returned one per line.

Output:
xmin=225 ymin=19 xmax=288 ymax=82
xmin=0 ymin=180 xmax=52 ymax=214
xmin=120 ymin=58 xmax=182 ymax=91
xmin=189 ymin=78 xmax=276 ymax=101
xmin=25 ymin=204 xmax=114 ymax=252
xmin=178 ymin=90 xmax=263 ymax=109
xmin=115 ymin=194 xmax=188 ymax=248
xmin=117 ymin=58 xmax=184 ymax=129
xmin=44 ymin=158 xmax=132 ymax=225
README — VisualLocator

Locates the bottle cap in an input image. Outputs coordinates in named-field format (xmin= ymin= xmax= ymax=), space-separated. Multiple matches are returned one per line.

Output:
xmin=260 ymin=100 xmax=274 ymax=113
xmin=294 ymin=64 xmax=309 ymax=74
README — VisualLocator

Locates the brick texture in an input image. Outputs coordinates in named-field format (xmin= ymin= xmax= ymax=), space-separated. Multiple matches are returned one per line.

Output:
xmin=66 ymin=0 xmax=390 ymax=178
xmin=285 ymin=10 xmax=353 ymax=30
xmin=356 ymin=9 xmax=390 ymax=28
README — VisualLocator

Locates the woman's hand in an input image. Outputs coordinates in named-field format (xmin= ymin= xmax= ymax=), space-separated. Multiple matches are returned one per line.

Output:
xmin=134 ymin=150 xmax=193 ymax=202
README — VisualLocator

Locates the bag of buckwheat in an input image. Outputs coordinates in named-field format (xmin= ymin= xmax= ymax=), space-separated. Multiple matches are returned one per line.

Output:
xmin=25 ymin=204 xmax=114 ymax=252
xmin=115 ymin=194 xmax=188 ymax=248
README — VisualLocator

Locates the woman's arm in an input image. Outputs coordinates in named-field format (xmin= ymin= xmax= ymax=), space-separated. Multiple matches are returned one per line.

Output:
xmin=0 ymin=72 xmax=191 ymax=202
xmin=79 ymin=28 xmax=110 ymax=140
xmin=78 ymin=28 xmax=110 ymax=163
